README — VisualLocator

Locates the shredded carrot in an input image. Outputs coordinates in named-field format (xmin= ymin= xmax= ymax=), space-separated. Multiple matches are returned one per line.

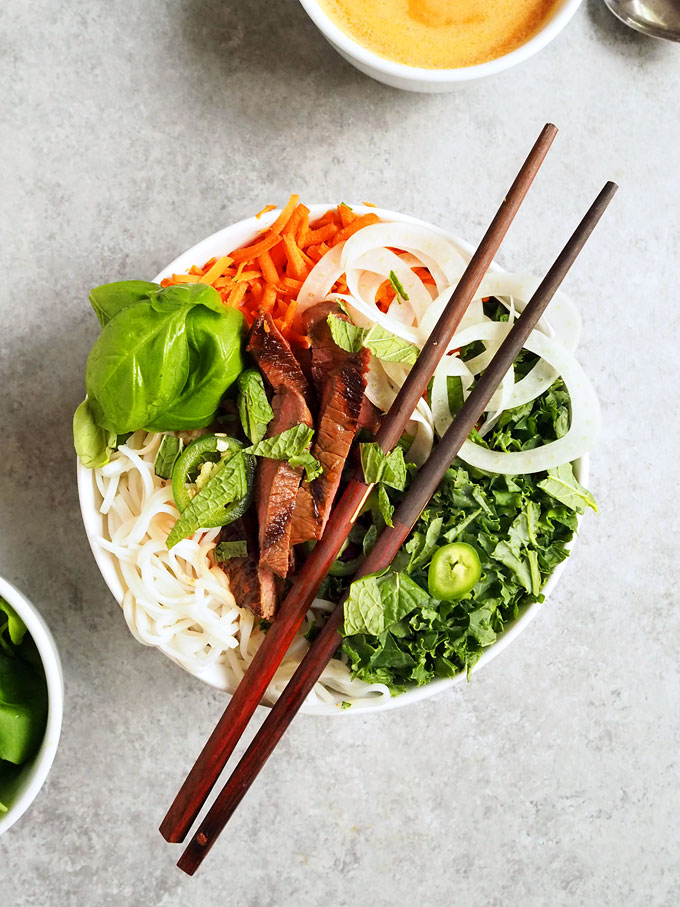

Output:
xmin=261 ymin=285 xmax=277 ymax=312
xmin=226 ymin=281 xmax=248 ymax=309
xmin=301 ymin=222 xmax=338 ymax=248
xmin=282 ymin=298 xmax=297 ymax=330
xmin=257 ymin=250 xmax=279 ymax=285
xmin=268 ymin=194 xmax=300 ymax=235
xmin=199 ymin=255 xmax=233 ymax=284
xmin=160 ymin=199 xmax=389 ymax=346
xmin=338 ymin=203 xmax=356 ymax=228
xmin=296 ymin=207 xmax=310 ymax=246
xmin=282 ymin=233 xmax=306 ymax=280
xmin=255 ymin=203 xmax=277 ymax=219
xmin=331 ymin=212 xmax=380 ymax=247
xmin=230 ymin=231 xmax=281 ymax=264
xmin=282 ymin=203 xmax=308 ymax=238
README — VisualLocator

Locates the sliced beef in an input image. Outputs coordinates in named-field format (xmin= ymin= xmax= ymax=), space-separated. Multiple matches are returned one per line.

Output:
xmin=290 ymin=302 xmax=370 ymax=545
xmin=248 ymin=314 xmax=313 ymax=580
xmin=247 ymin=313 xmax=309 ymax=398
xmin=358 ymin=396 xmax=382 ymax=436
xmin=217 ymin=516 xmax=280 ymax=621
xmin=256 ymin=388 xmax=312 ymax=577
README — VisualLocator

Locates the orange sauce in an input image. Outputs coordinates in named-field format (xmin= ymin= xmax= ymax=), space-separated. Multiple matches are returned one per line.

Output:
xmin=319 ymin=0 xmax=563 ymax=69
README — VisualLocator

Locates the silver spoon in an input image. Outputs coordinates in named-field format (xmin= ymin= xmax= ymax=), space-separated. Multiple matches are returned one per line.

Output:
xmin=602 ymin=0 xmax=680 ymax=41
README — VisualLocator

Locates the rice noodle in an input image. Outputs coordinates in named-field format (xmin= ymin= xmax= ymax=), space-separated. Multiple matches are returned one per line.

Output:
xmin=95 ymin=432 xmax=390 ymax=709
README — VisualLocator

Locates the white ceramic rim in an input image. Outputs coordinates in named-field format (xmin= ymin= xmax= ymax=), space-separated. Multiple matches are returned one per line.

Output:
xmin=77 ymin=204 xmax=588 ymax=716
xmin=297 ymin=0 xmax=583 ymax=84
xmin=0 ymin=576 xmax=63 ymax=835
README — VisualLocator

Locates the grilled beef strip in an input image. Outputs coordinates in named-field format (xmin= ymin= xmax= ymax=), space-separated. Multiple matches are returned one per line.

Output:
xmin=216 ymin=515 xmax=280 ymax=621
xmin=255 ymin=388 xmax=312 ymax=577
xmin=289 ymin=302 xmax=370 ymax=545
xmin=248 ymin=314 xmax=314 ymax=580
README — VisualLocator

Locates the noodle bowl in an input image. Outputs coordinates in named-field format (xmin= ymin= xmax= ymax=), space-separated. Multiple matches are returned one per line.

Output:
xmin=77 ymin=205 xmax=587 ymax=714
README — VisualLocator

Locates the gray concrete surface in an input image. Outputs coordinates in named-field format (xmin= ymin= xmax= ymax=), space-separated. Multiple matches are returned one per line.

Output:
xmin=1 ymin=0 xmax=679 ymax=904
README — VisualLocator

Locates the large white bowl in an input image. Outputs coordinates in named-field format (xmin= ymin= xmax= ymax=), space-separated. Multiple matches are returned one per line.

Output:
xmin=0 ymin=576 xmax=63 ymax=835
xmin=77 ymin=205 xmax=586 ymax=716
xmin=298 ymin=0 xmax=584 ymax=91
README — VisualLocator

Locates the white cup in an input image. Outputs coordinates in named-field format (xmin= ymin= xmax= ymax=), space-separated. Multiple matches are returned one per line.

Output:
xmin=298 ymin=0 xmax=584 ymax=91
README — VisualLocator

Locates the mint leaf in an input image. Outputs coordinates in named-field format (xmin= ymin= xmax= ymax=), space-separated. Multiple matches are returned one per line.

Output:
xmin=246 ymin=423 xmax=313 ymax=460
xmin=167 ymin=451 xmax=249 ymax=548
xmin=343 ymin=571 xmax=430 ymax=637
xmin=237 ymin=369 xmax=274 ymax=444
xmin=154 ymin=434 xmax=182 ymax=479
xmin=245 ymin=424 xmax=321 ymax=481
xmin=326 ymin=314 xmax=419 ymax=365
xmin=289 ymin=450 xmax=323 ymax=482
xmin=326 ymin=315 xmax=366 ymax=353
xmin=363 ymin=324 xmax=419 ymax=365
xmin=378 ymin=484 xmax=394 ymax=528
xmin=360 ymin=443 xmax=407 ymax=490
xmin=214 ymin=540 xmax=248 ymax=561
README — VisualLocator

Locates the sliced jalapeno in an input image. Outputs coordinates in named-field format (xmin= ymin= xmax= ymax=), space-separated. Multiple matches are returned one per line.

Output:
xmin=171 ymin=433 xmax=243 ymax=513
xmin=428 ymin=542 xmax=482 ymax=601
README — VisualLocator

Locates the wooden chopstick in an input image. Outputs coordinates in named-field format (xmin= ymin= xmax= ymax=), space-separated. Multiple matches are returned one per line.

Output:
xmin=160 ymin=124 xmax=558 ymax=845
xmin=177 ymin=181 xmax=618 ymax=875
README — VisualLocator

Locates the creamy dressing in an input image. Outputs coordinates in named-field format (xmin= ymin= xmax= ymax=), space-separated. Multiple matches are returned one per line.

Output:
xmin=319 ymin=0 xmax=563 ymax=69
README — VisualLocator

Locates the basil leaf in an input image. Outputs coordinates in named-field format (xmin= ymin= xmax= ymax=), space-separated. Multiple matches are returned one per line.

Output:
xmin=538 ymin=463 xmax=598 ymax=514
xmin=86 ymin=298 xmax=190 ymax=432
xmin=343 ymin=571 xmax=430 ymax=637
xmin=89 ymin=280 xmax=160 ymax=327
xmin=214 ymin=540 xmax=248 ymax=561
xmin=360 ymin=442 xmax=407 ymax=490
xmin=154 ymin=434 xmax=182 ymax=479
xmin=147 ymin=296 xmax=245 ymax=431
xmin=84 ymin=282 xmax=244 ymax=436
xmin=73 ymin=398 xmax=116 ymax=469
xmin=237 ymin=369 xmax=274 ymax=444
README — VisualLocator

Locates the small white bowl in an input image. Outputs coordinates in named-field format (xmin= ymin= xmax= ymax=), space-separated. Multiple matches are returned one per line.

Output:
xmin=298 ymin=0 xmax=584 ymax=91
xmin=0 ymin=577 xmax=63 ymax=836
xmin=77 ymin=204 xmax=587 ymax=716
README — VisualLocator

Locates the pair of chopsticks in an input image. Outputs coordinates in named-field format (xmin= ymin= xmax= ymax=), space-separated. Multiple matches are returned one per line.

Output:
xmin=161 ymin=125 xmax=617 ymax=875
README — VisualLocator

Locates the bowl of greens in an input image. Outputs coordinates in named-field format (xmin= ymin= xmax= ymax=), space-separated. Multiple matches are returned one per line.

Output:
xmin=0 ymin=577 xmax=63 ymax=835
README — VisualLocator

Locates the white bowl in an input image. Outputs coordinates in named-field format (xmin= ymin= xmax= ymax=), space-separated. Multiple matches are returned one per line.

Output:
xmin=298 ymin=0 xmax=584 ymax=91
xmin=77 ymin=205 xmax=586 ymax=716
xmin=0 ymin=577 xmax=63 ymax=835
